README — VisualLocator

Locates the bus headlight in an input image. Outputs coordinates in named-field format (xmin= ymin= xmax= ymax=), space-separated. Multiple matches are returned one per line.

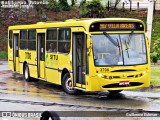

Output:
xmin=98 ymin=74 xmax=102 ymax=77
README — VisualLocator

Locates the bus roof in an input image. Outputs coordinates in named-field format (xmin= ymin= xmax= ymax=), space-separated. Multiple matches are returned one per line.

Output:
xmin=8 ymin=18 xmax=145 ymax=31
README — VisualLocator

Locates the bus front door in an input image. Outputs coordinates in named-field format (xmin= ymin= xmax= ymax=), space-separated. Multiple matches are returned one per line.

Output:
xmin=13 ymin=34 xmax=19 ymax=72
xmin=73 ymin=33 xmax=86 ymax=88
xmin=37 ymin=33 xmax=45 ymax=79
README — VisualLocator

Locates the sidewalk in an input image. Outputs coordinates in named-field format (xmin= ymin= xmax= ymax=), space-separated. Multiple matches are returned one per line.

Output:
xmin=0 ymin=60 xmax=9 ymax=71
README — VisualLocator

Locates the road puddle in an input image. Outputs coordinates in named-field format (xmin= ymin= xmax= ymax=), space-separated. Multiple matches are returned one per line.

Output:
xmin=0 ymin=70 xmax=157 ymax=111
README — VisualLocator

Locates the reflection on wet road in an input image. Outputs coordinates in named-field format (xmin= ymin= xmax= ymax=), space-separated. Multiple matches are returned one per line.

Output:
xmin=0 ymin=70 xmax=160 ymax=112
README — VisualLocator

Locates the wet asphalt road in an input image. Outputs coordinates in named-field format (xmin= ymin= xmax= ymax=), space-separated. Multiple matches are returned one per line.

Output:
xmin=0 ymin=61 xmax=160 ymax=120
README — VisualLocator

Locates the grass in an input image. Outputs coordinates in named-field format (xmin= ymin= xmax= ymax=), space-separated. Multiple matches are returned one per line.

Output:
xmin=151 ymin=66 xmax=160 ymax=86
xmin=0 ymin=52 xmax=7 ymax=59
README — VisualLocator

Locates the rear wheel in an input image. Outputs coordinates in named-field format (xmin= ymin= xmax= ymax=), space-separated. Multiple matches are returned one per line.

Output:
xmin=24 ymin=64 xmax=30 ymax=82
xmin=108 ymin=90 xmax=122 ymax=94
xmin=62 ymin=73 xmax=77 ymax=95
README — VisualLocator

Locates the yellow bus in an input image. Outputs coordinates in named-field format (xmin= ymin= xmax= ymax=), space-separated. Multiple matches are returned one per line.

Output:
xmin=8 ymin=18 xmax=150 ymax=94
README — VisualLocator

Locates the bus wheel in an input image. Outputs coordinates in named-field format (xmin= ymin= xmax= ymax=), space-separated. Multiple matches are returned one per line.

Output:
xmin=24 ymin=64 xmax=30 ymax=82
xmin=62 ymin=73 xmax=77 ymax=95
xmin=108 ymin=90 xmax=122 ymax=94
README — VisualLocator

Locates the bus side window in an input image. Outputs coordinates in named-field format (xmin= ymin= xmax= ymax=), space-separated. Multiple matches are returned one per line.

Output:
xmin=58 ymin=28 xmax=71 ymax=54
xmin=46 ymin=29 xmax=57 ymax=53
xmin=9 ymin=30 xmax=13 ymax=48
xmin=28 ymin=29 xmax=36 ymax=50
xmin=20 ymin=30 xmax=28 ymax=50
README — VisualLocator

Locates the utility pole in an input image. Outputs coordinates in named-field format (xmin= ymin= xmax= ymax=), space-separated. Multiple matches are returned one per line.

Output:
xmin=147 ymin=0 xmax=155 ymax=42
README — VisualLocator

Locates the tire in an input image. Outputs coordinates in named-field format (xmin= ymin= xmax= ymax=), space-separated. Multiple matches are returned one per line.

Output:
xmin=62 ymin=73 xmax=77 ymax=95
xmin=108 ymin=90 xmax=122 ymax=94
xmin=24 ymin=64 xmax=30 ymax=82
xmin=40 ymin=111 xmax=60 ymax=120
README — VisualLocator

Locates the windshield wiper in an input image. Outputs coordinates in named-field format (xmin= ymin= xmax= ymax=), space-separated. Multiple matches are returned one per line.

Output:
xmin=119 ymin=34 xmax=124 ymax=64
xmin=127 ymin=30 xmax=134 ymax=45
xmin=103 ymin=32 xmax=119 ymax=48
xmin=125 ymin=40 xmax=130 ymax=58
xmin=116 ymin=38 xmax=121 ymax=56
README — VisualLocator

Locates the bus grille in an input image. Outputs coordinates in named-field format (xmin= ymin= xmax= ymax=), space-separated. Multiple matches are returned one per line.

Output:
xmin=111 ymin=69 xmax=136 ymax=72
xmin=103 ymin=73 xmax=143 ymax=79
xmin=102 ymin=82 xmax=143 ymax=88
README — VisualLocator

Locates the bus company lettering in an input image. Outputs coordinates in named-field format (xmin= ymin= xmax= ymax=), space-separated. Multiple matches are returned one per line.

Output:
xmin=25 ymin=52 xmax=31 ymax=60
xmin=50 ymin=55 xmax=58 ymax=60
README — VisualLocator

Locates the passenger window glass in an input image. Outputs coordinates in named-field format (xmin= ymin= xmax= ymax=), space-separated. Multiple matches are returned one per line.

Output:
xmin=46 ymin=29 xmax=57 ymax=53
xmin=28 ymin=30 xmax=36 ymax=50
xmin=20 ymin=30 xmax=27 ymax=50
xmin=58 ymin=28 xmax=71 ymax=53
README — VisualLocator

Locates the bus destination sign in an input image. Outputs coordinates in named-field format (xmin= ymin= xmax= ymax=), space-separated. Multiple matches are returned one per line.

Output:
xmin=100 ymin=23 xmax=135 ymax=30
xmin=89 ymin=22 xmax=144 ymax=32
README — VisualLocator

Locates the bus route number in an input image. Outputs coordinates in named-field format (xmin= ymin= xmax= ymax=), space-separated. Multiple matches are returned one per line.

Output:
xmin=25 ymin=52 xmax=31 ymax=59
xmin=100 ymin=68 xmax=109 ymax=72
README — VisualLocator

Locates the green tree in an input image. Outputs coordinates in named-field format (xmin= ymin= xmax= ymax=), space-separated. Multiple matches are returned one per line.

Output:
xmin=80 ymin=0 xmax=104 ymax=18
xmin=114 ymin=0 xmax=121 ymax=9
xmin=80 ymin=0 xmax=86 ymax=7
xmin=151 ymin=39 xmax=160 ymax=63
xmin=46 ymin=0 xmax=61 ymax=12
xmin=71 ymin=0 xmax=75 ymax=6
xmin=59 ymin=0 xmax=71 ymax=11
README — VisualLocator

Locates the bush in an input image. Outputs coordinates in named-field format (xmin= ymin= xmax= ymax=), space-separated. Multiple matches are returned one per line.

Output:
xmin=80 ymin=0 xmax=105 ymax=18
xmin=151 ymin=52 xmax=158 ymax=64
xmin=150 ymin=39 xmax=160 ymax=63
xmin=0 ymin=52 xmax=7 ymax=59
xmin=46 ymin=0 xmax=61 ymax=12
xmin=46 ymin=0 xmax=71 ymax=11
xmin=71 ymin=0 xmax=75 ymax=6
xmin=59 ymin=0 xmax=71 ymax=11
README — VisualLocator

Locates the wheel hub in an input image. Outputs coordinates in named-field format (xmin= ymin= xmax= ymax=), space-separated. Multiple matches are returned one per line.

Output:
xmin=66 ymin=78 xmax=73 ymax=91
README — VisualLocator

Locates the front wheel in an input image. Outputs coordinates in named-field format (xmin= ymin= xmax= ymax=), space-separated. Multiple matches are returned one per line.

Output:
xmin=108 ymin=90 xmax=122 ymax=94
xmin=62 ymin=73 xmax=77 ymax=95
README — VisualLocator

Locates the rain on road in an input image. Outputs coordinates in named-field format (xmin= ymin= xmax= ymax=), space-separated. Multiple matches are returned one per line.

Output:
xmin=0 ymin=61 xmax=160 ymax=119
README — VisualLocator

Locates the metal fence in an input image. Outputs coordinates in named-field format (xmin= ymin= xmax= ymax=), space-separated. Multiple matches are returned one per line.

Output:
xmin=107 ymin=2 xmax=160 ymax=12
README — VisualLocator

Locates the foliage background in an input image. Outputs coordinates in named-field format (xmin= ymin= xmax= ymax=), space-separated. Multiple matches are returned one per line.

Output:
xmin=0 ymin=0 xmax=159 ymax=62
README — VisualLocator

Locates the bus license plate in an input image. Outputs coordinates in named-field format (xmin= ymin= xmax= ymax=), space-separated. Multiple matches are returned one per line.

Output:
xmin=119 ymin=81 xmax=130 ymax=86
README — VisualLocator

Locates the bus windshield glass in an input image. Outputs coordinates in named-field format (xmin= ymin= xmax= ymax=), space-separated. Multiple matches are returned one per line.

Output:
xmin=92 ymin=33 xmax=147 ymax=66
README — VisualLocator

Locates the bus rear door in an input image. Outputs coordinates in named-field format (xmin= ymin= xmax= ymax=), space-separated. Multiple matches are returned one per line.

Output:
xmin=37 ymin=29 xmax=46 ymax=79
xmin=13 ymin=30 xmax=20 ymax=72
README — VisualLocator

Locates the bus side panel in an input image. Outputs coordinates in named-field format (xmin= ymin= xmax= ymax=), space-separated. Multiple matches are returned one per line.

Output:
xmin=8 ymin=30 xmax=14 ymax=71
xmin=58 ymin=54 xmax=71 ymax=84
xmin=28 ymin=50 xmax=37 ymax=78
xmin=19 ymin=62 xmax=23 ymax=75
xmin=19 ymin=50 xmax=26 ymax=74
xmin=29 ymin=64 xmax=37 ymax=78
xmin=46 ymin=69 xmax=59 ymax=84
xmin=45 ymin=53 xmax=59 ymax=85
xmin=19 ymin=50 xmax=38 ymax=78
xmin=86 ymin=76 xmax=101 ymax=91
xmin=8 ymin=49 xmax=14 ymax=71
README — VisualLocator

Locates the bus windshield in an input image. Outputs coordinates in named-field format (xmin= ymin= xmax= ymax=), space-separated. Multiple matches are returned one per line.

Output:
xmin=92 ymin=33 xmax=147 ymax=66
